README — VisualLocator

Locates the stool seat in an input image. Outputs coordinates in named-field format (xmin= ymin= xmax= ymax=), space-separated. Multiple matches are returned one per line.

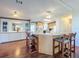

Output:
xmin=54 ymin=38 xmax=69 ymax=43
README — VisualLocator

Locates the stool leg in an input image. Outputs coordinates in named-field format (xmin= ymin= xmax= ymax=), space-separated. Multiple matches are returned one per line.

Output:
xmin=73 ymin=40 xmax=75 ymax=57
xmin=74 ymin=40 xmax=75 ymax=52
xmin=68 ymin=42 xmax=70 ymax=58
xmin=61 ymin=42 xmax=64 ymax=58
xmin=59 ymin=42 xmax=60 ymax=52
xmin=53 ymin=39 xmax=55 ymax=57
xmin=70 ymin=40 xmax=72 ymax=57
xmin=65 ymin=44 xmax=66 ymax=49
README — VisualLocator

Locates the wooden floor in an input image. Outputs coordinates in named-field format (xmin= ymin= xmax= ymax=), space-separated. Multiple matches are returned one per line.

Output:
xmin=0 ymin=40 xmax=79 ymax=58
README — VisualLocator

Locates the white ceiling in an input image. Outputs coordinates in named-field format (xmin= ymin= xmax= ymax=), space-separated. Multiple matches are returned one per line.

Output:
xmin=0 ymin=0 xmax=78 ymax=21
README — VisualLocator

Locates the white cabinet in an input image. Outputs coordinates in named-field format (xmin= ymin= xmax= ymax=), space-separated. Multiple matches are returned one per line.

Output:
xmin=0 ymin=19 xmax=9 ymax=32
xmin=0 ymin=18 xmax=30 ymax=43
xmin=0 ymin=32 xmax=26 ymax=43
xmin=0 ymin=33 xmax=8 ymax=43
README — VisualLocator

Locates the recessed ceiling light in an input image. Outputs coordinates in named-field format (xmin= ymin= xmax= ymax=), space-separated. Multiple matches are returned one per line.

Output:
xmin=46 ymin=15 xmax=51 ymax=19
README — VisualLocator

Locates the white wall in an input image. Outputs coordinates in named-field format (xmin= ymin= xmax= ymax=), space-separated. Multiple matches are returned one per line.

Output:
xmin=56 ymin=18 xmax=62 ymax=34
xmin=56 ymin=16 xmax=72 ymax=34
xmin=72 ymin=13 xmax=79 ymax=46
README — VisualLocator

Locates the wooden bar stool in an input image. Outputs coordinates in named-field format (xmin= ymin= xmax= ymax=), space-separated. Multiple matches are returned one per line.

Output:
xmin=69 ymin=33 xmax=76 ymax=57
xmin=26 ymin=33 xmax=39 ymax=57
xmin=53 ymin=35 xmax=70 ymax=58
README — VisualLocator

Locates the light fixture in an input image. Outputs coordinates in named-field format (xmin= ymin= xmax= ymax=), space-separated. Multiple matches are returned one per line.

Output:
xmin=44 ymin=11 xmax=52 ymax=22
xmin=13 ymin=11 xmax=18 ymax=17
xmin=12 ymin=10 xmax=19 ymax=17
xmin=45 ymin=11 xmax=52 ymax=19
xmin=41 ymin=10 xmax=52 ymax=22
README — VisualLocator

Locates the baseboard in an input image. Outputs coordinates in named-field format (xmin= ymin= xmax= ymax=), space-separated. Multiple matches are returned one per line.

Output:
xmin=0 ymin=39 xmax=26 ymax=44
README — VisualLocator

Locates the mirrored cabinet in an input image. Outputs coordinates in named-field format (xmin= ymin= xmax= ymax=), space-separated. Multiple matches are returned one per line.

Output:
xmin=0 ymin=17 xmax=30 ymax=32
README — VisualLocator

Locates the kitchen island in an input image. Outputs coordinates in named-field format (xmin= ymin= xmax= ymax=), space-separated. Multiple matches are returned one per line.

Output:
xmin=36 ymin=33 xmax=60 ymax=55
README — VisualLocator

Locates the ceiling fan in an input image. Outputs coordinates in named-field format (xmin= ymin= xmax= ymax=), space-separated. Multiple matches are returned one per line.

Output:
xmin=16 ymin=0 xmax=23 ymax=4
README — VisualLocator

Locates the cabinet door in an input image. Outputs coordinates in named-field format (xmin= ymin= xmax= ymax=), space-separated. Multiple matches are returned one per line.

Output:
xmin=0 ymin=19 xmax=8 ymax=32
xmin=3 ymin=21 xmax=8 ymax=32
xmin=0 ymin=34 xmax=8 ymax=43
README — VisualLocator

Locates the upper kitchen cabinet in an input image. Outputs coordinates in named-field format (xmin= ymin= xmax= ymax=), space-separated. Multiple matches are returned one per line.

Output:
xmin=0 ymin=17 xmax=30 ymax=32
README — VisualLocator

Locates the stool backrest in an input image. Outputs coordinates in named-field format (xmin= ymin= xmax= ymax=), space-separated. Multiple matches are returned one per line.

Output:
xmin=69 ymin=33 xmax=76 ymax=40
xmin=63 ymin=34 xmax=69 ymax=39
